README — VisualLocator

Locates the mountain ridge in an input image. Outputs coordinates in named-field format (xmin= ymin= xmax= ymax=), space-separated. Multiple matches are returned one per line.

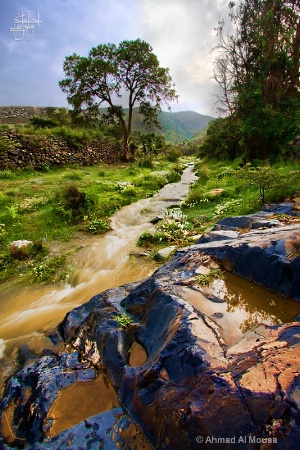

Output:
xmin=99 ymin=107 xmax=215 ymax=143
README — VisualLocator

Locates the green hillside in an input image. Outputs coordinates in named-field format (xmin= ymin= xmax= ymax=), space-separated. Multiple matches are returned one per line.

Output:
xmin=100 ymin=108 xmax=215 ymax=143
xmin=158 ymin=111 xmax=214 ymax=141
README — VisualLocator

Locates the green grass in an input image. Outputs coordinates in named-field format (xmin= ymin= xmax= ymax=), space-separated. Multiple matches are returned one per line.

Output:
xmin=181 ymin=158 xmax=300 ymax=235
xmin=135 ymin=157 xmax=300 ymax=257
xmin=0 ymin=158 xmax=184 ymax=284
xmin=1 ymin=154 xmax=299 ymax=285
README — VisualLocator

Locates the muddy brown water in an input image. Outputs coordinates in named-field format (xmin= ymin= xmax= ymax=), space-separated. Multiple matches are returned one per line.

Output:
xmin=180 ymin=272 xmax=300 ymax=347
xmin=46 ymin=373 xmax=120 ymax=437
xmin=1 ymin=165 xmax=300 ymax=444
xmin=0 ymin=166 xmax=197 ymax=358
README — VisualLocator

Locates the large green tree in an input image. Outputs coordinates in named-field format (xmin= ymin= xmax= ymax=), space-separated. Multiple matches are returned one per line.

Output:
xmin=59 ymin=39 xmax=177 ymax=160
xmin=213 ymin=0 xmax=300 ymax=160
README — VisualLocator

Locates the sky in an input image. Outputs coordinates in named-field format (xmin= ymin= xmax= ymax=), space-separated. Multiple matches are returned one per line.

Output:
xmin=0 ymin=0 xmax=230 ymax=117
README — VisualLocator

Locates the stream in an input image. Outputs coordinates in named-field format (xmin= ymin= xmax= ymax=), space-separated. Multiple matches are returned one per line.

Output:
xmin=0 ymin=165 xmax=197 ymax=359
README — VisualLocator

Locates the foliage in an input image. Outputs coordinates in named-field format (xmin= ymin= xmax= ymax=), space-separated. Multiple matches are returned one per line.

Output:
xmin=52 ymin=126 xmax=90 ymax=149
xmin=196 ymin=268 xmax=224 ymax=286
xmin=59 ymin=39 xmax=178 ymax=160
xmin=0 ymin=135 xmax=16 ymax=154
xmin=84 ymin=218 xmax=111 ymax=233
xmin=33 ymin=254 xmax=68 ymax=282
xmin=29 ymin=116 xmax=59 ymax=129
xmin=0 ymin=158 xmax=180 ymax=285
xmin=0 ymin=169 xmax=17 ymax=179
xmin=54 ymin=183 xmax=88 ymax=223
xmin=165 ymin=146 xmax=182 ymax=162
xmin=136 ymin=209 xmax=190 ymax=248
xmin=115 ymin=312 xmax=132 ymax=329
xmin=235 ymin=163 xmax=295 ymax=204
xmin=235 ymin=164 xmax=277 ymax=204
xmin=166 ymin=170 xmax=181 ymax=184
xmin=199 ymin=117 xmax=242 ymax=160
xmin=212 ymin=0 xmax=300 ymax=161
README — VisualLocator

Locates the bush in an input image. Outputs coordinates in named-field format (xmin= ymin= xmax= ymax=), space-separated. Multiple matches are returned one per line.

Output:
xmin=85 ymin=218 xmax=110 ymax=234
xmin=138 ymin=156 xmax=154 ymax=168
xmin=166 ymin=170 xmax=181 ymax=184
xmin=54 ymin=183 xmax=88 ymax=223
xmin=122 ymin=186 xmax=137 ymax=197
xmin=0 ymin=170 xmax=17 ymax=179
xmin=33 ymin=254 xmax=67 ymax=282
xmin=29 ymin=116 xmax=59 ymax=129
xmin=136 ymin=174 xmax=167 ymax=190
xmin=35 ymin=163 xmax=50 ymax=172
xmin=136 ymin=231 xmax=168 ymax=247
xmin=165 ymin=146 xmax=181 ymax=162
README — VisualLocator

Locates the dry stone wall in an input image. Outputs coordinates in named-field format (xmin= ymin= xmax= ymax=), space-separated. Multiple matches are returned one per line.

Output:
xmin=0 ymin=131 xmax=122 ymax=168
xmin=0 ymin=106 xmax=48 ymax=124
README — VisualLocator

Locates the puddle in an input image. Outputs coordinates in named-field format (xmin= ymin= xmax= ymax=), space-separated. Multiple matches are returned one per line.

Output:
xmin=180 ymin=272 xmax=300 ymax=346
xmin=46 ymin=373 xmax=120 ymax=437
xmin=1 ymin=402 xmax=25 ymax=446
xmin=128 ymin=341 xmax=148 ymax=367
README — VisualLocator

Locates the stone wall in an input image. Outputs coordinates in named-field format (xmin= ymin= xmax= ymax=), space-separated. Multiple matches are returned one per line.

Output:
xmin=0 ymin=106 xmax=48 ymax=124
xmin=0 ymin=131 xmax=122 ymax=168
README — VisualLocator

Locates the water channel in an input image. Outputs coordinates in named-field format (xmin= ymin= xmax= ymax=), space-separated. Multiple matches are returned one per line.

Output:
xmin=0 ymin=164 xmax=299 ymax=362
xmin=1 ymin=165 xmax=300 ymax=446
xmin=0 ymin=165 xmax=197 ymax=359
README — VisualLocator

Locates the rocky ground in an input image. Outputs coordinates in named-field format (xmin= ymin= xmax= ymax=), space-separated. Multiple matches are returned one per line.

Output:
xmin=0 ymin=203 xmax=300 ymax=449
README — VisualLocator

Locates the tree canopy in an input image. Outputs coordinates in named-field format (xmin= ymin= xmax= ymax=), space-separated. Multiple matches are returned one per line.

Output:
xmin=59 ymin=39 xmax=177 ymax=160
xmin=212 ymin=0 xmax=300 ymax=161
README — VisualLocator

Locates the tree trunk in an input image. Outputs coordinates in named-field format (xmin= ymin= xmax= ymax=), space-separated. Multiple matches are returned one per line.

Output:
xmin=291 ymin=18 xmax=300 ymax=94
xmin=118 ymin=115 xmax=130 ymax=161
xmin=122 ymin=137 xmax=130 ymax=162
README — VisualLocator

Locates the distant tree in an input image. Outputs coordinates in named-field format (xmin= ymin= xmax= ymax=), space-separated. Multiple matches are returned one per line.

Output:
xmin=213 ymin=0 xmax=300 ymax=160
xmin=59 ymin=39 xmax=177 ymax=161
xmin=199 ymin=117 xmax=241 ymax=160
xmin=29 ymin=116 xmax=59 ymax=129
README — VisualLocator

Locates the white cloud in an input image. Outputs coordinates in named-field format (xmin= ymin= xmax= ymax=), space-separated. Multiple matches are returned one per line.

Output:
xmin=0 ymin=0 xmax=230 ymax=115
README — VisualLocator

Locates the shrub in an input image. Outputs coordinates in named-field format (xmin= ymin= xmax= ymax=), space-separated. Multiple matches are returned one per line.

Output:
xmin=122 ymin=186 xmax=137 ymax=197
xmin=166 ymin=170 xmax=181 ymax=184
xmin=165 ymin=146 xmax=181 ymax=162
xmin=115 ymin=312 xmax=132 ymax=329
xmin=63 ymin=172 xmax=82 ymax=181
xmin=54 ymin=183 xmax=88 ymax=223
xmin=136 ymin=174 xmax=167 ymax=190
xmin=35 ymin=163 xmax=50 ymax=172
xmin=136 ymin=231 xmax=168 ymax=247
xmin=138 ymin=156 xmax=154 ymax=168
xmin=33 ymin=254 xmax=67 ymax=282
xmin=235 ymin=163 xmax=293 ymax=204
xmin=29 ymin=116 xmax=59 ymax=129
xmin=85 ymin=218 xmax=110 ymax=234
xmin=0 ymin=170 xmax=17 ymax=179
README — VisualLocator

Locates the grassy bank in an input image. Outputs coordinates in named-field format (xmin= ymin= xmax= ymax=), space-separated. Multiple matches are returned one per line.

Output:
xmin=0 ymin=157 xmax=183 ymax=284
xmin=135 ymin=157 xmax=300 ymax=253
xmin=1 ymin=155 xmax=299 ymax=286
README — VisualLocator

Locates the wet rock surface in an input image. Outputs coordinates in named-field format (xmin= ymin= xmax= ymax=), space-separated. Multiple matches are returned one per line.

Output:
xmin=1 ymin=205 xmax=300 ymax=449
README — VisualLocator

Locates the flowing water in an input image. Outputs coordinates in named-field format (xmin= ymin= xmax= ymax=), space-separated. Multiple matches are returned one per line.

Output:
xmin=0 ymin=165 xmax=197 ymax=359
